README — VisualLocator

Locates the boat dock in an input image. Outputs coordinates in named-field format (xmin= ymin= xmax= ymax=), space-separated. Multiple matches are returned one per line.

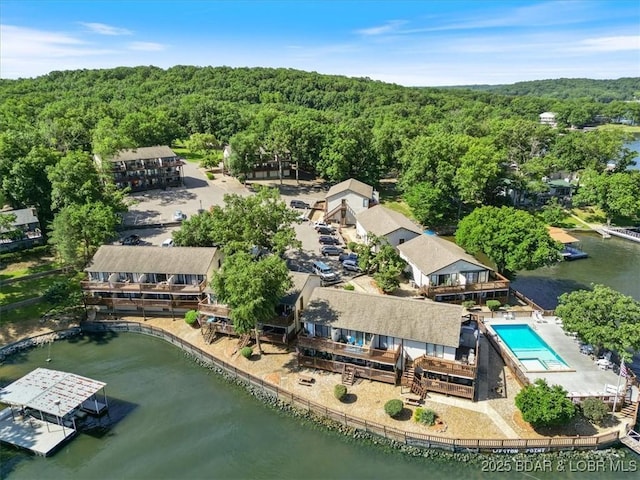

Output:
xmin=0 ymin=367 xmax=107 ymax=456
xmin=620 ymin=429 xmax=640 ymax=454
xmin=605 ymin=227 xmax=640 ymax=243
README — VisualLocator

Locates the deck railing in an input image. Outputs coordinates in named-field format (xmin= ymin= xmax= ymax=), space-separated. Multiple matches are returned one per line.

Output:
xmin=424 ymin=379 xmax=474 ymax=399
xmin=77 ymin=320 xmax=622 ymax=454
xmin=197 ymin=302 xmax=232 ymax=318
xmin=297 ymin=335 xmax=400 ymax=365
xmin=81 ymin=279 xmax=207 ymax=295
xmin=415 ymin=356 xmax=477 ymax=379
xmin=83 ymin=296 xmax=200 ymax=310
xmin=420 ymin=278 xmax=510 ymax=298
xmin=297 ymin=355 xmax=397 ymax=384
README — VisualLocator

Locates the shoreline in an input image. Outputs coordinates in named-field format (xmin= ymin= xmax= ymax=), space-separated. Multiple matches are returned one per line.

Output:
xmin=1 ymin=318 xmax=629 ymax=459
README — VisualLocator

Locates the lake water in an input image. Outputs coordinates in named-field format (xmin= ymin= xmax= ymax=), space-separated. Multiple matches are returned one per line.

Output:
xmin=2 ymin=333 xmax=637 ymax=480
xmin=627 ymin=135 xmax=640 ymax=170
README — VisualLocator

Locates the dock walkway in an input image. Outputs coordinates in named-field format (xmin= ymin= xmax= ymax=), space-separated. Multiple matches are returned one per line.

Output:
xmin=620 ymin=429 xmax=640 ymax=454
xmin=605 ymin=227 xmax=640 ymax=243
xmin=0 ymin=408 xmax=75 ymax=456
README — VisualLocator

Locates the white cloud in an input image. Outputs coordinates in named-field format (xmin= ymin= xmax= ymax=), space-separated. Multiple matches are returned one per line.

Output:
xmin=128 ymin=42 xmax=166 ymax=52
xmin=572 ymin=35 xmax=640 ymax=52
xmin=79 ymin=22 xmax=132 ymax=35
xmin=355 ymin=20 xmax=406 ymax=36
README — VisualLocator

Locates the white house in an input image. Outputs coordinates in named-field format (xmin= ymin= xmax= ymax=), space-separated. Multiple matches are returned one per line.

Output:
xmin=539 ymin=112 xmax=557 ymax=128
xmin=397 ymin=234 xmax=510 ymax=304
xmin=355 ymin=205 xmax=422 ymax=249
xmin=324 ymin=178 xmax=377 ymax=226
xmin=297 ymin=288 xmax=478 ymax=399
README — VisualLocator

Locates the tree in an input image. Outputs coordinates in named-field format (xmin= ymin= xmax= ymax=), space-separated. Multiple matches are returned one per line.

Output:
xmin=405 ymin=181 xmax=457 ymax=228
xmin=48 ymin=151 xmax=105 ymax=210
xmin=455 ymin=206 xmax=562 ymax=277
xmin=211 ymin=252 xmax=292 ymax=353
xmin=581 ymin=397 xmax=609 ymax=425
xmin=515 ymin=379 xmax=576 ymax=428
xmin=174 ymin=187 xmax=300 ymax=256
xmin=541 ymin=197 xmax=568 ymax=226
xmin=555 ymin=285 xmax=640 ymax=359
xmin=350 ymin=234 xmax=406 ymax=293
xmin=574 ymin=170 xmax=640 ymax=224
xmin=49 ymin=202 xmax=119 ymax=267
xmin=0 ymin=213 xmax=18 ymax=240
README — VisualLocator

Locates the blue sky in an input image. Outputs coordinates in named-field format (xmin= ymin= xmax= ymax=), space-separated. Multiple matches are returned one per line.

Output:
xmin=1 ymin=0 xmax=639 ymax=86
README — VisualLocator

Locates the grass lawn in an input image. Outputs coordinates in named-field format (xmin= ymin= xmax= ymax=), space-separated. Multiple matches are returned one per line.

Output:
xmin=172 ymin=144 xmax=204 ymax=164
xmin=381 ymin=200 xmax=415 ymax=220
xmin=0 ymin=273 xmax=77 ymax=307
xmin=0 ymin=262 xmax=60 ymax=282
xmin=597 ymin=124 xmax=640 ymax=134
xmin=1 ymin=302 xmax=51 ymax=326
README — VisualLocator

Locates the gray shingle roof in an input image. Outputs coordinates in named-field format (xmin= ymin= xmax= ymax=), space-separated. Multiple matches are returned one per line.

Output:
xmin=107 ymin=146 xmax=177 ymax=162
xmin=397 ymin=235 xmax=490 ymax=276
xmin=301 ymin=289 xmax=463 ymax=347
xmin=0 ymin=208 xmax=38 ymax=230
xmin=326 ymin=178 xmax=373 ymax=199
xmin=86 ymin=245 xmax=219 ymax=275
xmin=281 ymin=272 xmax=317 ymax=305
xmin=356 ymin=205 xmax=422 ymax=237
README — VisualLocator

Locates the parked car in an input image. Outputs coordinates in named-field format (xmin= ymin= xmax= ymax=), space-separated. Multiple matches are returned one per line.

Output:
xmin=121 ymin=234 xmax=141 ymax=246
xmin=161 ymin=238 xmax=174 ymax=247
xmin=290 ymin=200 xmax=310 ymax=209
xmin=342 ymin=259 xmax=362 ymax=273
xmin=173 ymin=210 xmax=187 ymax=221
xmin=316 ymin=225 xmax=336 ymax=235
xmin=313 ymin=221 xmax=330 ymax=229
xmin=339 ymin=252 xmax=357 ymax=262
xmin=318 ymin=235 xmax=340 ymax=245
xmin=321 ymin=245 xmax=343 ymax=256
xmin=312 ymin=260 xmax=339 ymax=282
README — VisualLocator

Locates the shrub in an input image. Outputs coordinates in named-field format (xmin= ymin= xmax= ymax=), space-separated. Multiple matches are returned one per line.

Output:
xmin=334 ymin=384 xmax=347 ymax=401
xmin=343 ymin=284 xmax=355 ymax=291
xmin=486 ymin=300 xmax=501 ymax=312
xmin=184 ymin=309 xmax=198 ymax=325
xmin=515 ymin=379 xmax=576 ymax=428
xmin=414 ymin=407 xmax=437 ymax=426
xmin=581 ymin=397 xmax=609 ymax=425
xmin=206 ymin=172 xmax=215 ymax=180
xmin=384 ymin=399 xmax=404 ymax=418
xmin=461 ymin=300 xmax=476 ymax=309
xmin=240 ymin=346 xmax=253 ymax=359
xmin=347 ymin=241 xmax=358 ymax=252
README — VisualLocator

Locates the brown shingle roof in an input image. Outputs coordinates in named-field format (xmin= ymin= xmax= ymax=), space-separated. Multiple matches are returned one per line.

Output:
xmin=397 ymin=235 xmax=490 ymax=275
xmin=301 ymin=289 xmax=462 ymax=347
xmin=107 ymin=146 xmax=177 ymax=162
xmin=356 ymin=205 xmax=422 ymax=237
xmin=326 ymin=178 xmax=373 ymax=200
xmin=86 ymin=245 xmax=219 ymax=275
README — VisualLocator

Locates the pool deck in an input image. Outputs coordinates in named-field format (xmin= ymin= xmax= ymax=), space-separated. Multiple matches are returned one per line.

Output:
xmin=484 ymin=318 xmax=621 ymax=396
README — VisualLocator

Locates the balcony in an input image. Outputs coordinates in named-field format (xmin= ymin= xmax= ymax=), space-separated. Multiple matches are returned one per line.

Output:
xmin=415 ymin=355 xmax=477 ymax=379
xmin=297 ymin=355 xmax=396 ymax=384
xmin=197 ymin=301 xmax=231 ymax=318
xmin=420 ymin=277 xmax=510 ymax=298
xmin=83 ymin=296 xmax=199 ymax=310
xmin=81 ymin=279 xmax=207 ymax=295
xmin=297 ymin=335 xmax=400 ymax=366
xmin=424 ymin=379 xmax=475 ymax=399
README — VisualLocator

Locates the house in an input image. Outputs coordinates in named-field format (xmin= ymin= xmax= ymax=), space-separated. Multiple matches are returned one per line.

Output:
xmin=539 ymin=112 xmax=557 ymax=128
xmin=198 ymin=272 xmax=321 ymax=345
xmin=397 ymin=235 xmax=510 ymax=305
xmin=298 ymin=288 xmax=479 ymax=400
xmin=324 ymin=178 xmax=378 ymax=226
xmin=546 ymin=179 xmax=574 ymax=198
xmin=94 ymin=145 xmax=185 ymax=192
xmin=82 ymin=245 xmax=222 ymax=318
xmin=222 ymin=145 xmax=292 ymax=180
xmin=0 ymin=208 xmax=43 ymax=253
xmin=355 ymin=205 xmax=422 ymax=249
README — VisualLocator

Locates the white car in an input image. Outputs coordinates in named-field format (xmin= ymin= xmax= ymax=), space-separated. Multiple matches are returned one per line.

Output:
xmin=173 ymin=210 xmax=186 ymax=221
xmin=161 ymin=238 xmax=174 ymax=247
xmin=313 ymin=221 xmax=329 ymax=229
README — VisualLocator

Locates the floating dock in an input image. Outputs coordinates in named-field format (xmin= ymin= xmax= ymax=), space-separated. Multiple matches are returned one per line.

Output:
xmin=605 ymin=227 xmax=640 ymax=243
xmin=0 ymin=367 xmax=107 ymax=456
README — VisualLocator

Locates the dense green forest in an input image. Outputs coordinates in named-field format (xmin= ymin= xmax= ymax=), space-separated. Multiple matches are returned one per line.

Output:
xmin=453 ymin=77 xmax=640 ymax=103
xmin=1 ymin=66 xmax=639 ymax=240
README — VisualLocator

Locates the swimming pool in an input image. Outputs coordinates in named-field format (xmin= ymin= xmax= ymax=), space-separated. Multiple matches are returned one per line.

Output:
xmin=491 ymin=324 xmax=569 ymax=371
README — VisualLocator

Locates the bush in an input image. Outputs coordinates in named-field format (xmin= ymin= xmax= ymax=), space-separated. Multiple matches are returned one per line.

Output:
xmin=334 ymin=384 xmax=347 ymax=401
xmin=343 ymin=284 xmax=355 ymax=291
xmin=184 ymin=310 xmax=198 ymax=325
xmin=347 ymin=241 xmax=358 ymax=252
xmin=206 ymin=172 xmax=215 ymax=180
xmin=461 ymin=300 xmax=476 ymax=309
xmin=384 ymin=399 xmax=404 ymax=418
xmin=581 ymin=397 xmax=609 ymax=425
xmin=240 ymin=346 xmax=253 ymax=359
xmin=414 ymin=407 xmax=437 ymax=426
xmin=486 ymin=300 xmax=501 ymax=312
xmin=515 ymin=379 xmax=576 ymax=428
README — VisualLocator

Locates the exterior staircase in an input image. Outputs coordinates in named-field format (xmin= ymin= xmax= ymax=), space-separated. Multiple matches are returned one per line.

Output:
xmin=342 ymin=365 xmax=356 ymax=386
xmin=620 ymin=400 xmax=639 ymax=420
xmin=401 ymin=360 xmax=415 ymax=387
xmin=203 ymin=327 xmax=217 ymax=345
xmin=232 ymin=334 xmax=251 ymax=355
xmin=411 ymin=379 xmax=428 ymax=399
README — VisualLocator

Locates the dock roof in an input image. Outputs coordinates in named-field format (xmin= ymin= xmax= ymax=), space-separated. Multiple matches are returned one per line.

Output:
xmin=0 ymin=368 xmax=106 ymax=418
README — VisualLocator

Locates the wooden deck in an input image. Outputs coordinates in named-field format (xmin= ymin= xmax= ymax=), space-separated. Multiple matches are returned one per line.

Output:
xmin=297 ymin=335 xmax=400 ymax=365
xmin=81 ymin=279 xmax=207 ymax=294
xmin=415 ymin=355 xmax=477 ymax=379
xmin=419 ymin=276 xmax=510 ymax=299
xmin=620 ymin=430 xmax=640 ymax=454
xmin=297 ymin=355 xmax=397 ymax=384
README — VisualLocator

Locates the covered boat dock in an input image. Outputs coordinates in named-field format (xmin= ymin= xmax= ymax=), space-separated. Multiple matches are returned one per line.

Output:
xmin=0 ymin=367 xmax=107 ymax=456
